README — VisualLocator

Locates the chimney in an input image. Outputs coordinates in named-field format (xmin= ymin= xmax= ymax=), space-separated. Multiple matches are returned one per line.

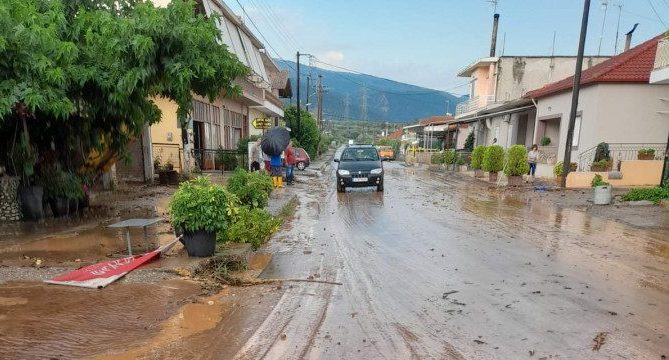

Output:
xmin=624 ymin=23 xmax=639 ymax=52
xmin=490 ymin=13 xmax=500 ymax=57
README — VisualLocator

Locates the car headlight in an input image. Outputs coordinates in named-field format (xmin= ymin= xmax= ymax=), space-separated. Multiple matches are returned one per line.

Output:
xmin=338 ymin=169 xmax=350 ymax=176
xmin=370 ymin=168 xmax=383 ymax=175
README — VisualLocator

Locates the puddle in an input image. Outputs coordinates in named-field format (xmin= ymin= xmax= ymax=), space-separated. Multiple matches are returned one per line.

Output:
xmin=0 ymin=279 xmax=201 ymax=360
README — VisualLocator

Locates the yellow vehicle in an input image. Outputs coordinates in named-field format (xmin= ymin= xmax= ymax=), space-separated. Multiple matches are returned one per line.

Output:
xmin=378 ymin=146 xmax=395 ymax=161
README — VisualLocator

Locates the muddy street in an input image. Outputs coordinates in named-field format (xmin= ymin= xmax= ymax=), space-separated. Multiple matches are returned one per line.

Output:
xmin=235 ymin=162 xmax=668 ymax=359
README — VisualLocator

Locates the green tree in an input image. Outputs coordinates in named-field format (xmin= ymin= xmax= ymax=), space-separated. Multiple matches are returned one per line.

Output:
xmin=482 ymin=145 xmax=504 ymax=173
xmin=283 ymin=105 xmax=320 ymax=158
xmin=0 ymin=0 xmax=247 ymax=174
xmin=504 ymin=145 xmax=529 ymax=176
xmin=463 ymin=132 xmax=475 ymax=152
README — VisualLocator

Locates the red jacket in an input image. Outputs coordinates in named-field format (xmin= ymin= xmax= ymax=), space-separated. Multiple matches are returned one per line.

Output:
xmin=285 ymin=145 xmax=296 ymax=166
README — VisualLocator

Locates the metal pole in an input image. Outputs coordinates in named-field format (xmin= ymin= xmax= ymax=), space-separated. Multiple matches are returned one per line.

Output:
xmin=561 ymin=0 xmax=591 ymax=188
xmin=306 ymin=75 xmax=311 ymax=112
xmin=125 ymin=228 xmax=132 ymax=256
xmin=661 ymin=132 xmax=669 ymax=187
xmin=296 ymin=51 xmax=301 ymax=134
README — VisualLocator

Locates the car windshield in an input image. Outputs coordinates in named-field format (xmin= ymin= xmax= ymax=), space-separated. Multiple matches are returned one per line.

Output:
xmin=341 ymin=148 xmax=379 ymax=161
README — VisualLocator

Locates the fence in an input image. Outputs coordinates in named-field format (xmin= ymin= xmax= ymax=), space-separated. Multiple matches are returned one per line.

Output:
xmin=191 ymin=148 xmax=248 ymax=173
xmin=577 ymin=143 xmax=667 ymax=171
xmin=538 ymin=145 xmax=558 ymax=165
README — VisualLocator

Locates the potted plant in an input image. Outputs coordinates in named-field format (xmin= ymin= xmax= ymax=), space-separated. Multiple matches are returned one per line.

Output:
xmin=430 ymin=151 xmax=445 ymax=170
xmin=158 ymin=159 xmax=179 ymax=185
xmin=540 ymin=136 xmax=551 ymax=146
xmin=444 ymin=149 xmax=456 ymax=170
xmin=591 ymin=174 xmax=612 ymax=205
xmin=456 ymin=157 xmax=467 ymax=171
xmin=471 ymin=145 xmax=486 ymax=177
xmin=553 ymin=161 xmax=577 ymax=185
xmin=504 ymin=145 xmax=530 ymax=186
xmin=169 ymin=177 xmax=239 ymax=257
xmin=10 ymin=135 xmax=43 ymax=220
xmin=637 ymin=148 xmax=655 ymax=160
xmin=42 ymin=170 xmax=69 ymax=217
xmin=590 ymin=159 xmax=610 ymax=172
xmin=482 ymin=145 xmax=504 ymax=182
xmin=63 ymin=172 xmax=84 ymax=215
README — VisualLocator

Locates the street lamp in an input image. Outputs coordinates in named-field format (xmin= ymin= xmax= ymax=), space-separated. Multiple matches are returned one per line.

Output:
xmin=296 ymin=52 xmax=313 ymax=135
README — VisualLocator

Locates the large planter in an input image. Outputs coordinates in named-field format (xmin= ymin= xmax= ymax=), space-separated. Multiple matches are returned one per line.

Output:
xmin=637 ymin=154 xmax=654 ymax=160
xmin=555 ymin=176 xmax=563 ymax=186
xmin=488 ymin=171 xmax=499 ymax=182
xmin=507 ymin=175 xmax=524 ymax=186
xmin=182 ymin=230 xmax=216 ymax=257
xmin=49 ymin=198 xmax=69 ymax=217
xmin=19 ymin=186 xmax=44 ymax=221
xmin=158 ymin=170 xmax=179 ymax=185
xmin=474 ymin=169 xmax=484 ymax=178
xmin=593 ymin=185 xmax=612 ymax=205
xmin=0 ymin=177 xmax=22 ymax=221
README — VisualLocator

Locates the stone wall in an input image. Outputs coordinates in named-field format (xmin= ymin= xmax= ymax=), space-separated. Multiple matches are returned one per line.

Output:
xmin=0 ymin=177 xmax=21 ymax=221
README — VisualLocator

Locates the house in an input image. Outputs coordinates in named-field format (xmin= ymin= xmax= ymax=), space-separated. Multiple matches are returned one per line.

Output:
xmin=117 ymin=0 xmax=289 ymax=181
xmin=524 ymin=34 xmax=669 ymax=184
xmin=386 ymin=129 xmax=403 ymax=140
xmin=402 ymin=116 xmax=454 ymax=149
xmin=453 ymin=55 xmax=609 ymax=154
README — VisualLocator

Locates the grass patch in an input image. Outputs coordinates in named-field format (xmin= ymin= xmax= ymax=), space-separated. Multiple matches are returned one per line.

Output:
xmin=622 ymin=186 xmax=669 ymax=204
xmin=277 ymin=196 xmax=299 ymax=222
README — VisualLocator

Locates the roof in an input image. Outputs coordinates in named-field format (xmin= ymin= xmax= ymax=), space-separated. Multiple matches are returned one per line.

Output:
xmin=387 ymin=129 xmax=403 ymax=140
xmin=525 ymin=34 xmax=663 ymax=99
xmin=418 ymin=115 xmax=454 ymax=126
xmin=457 ymin=57 xmax=498 ymax=77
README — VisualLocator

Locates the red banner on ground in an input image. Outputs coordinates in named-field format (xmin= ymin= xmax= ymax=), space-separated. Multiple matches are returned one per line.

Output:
xmin=44 ymin=238 xmax=180 ymax=289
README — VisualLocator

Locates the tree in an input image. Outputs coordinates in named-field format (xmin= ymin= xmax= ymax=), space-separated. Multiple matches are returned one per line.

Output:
xmin=283 ymin=105 xmax=320 ymax=158
xmin=464 ymin=132 xmax=475 ymax=152
xmin=0 ymin=0 xmax=247 ymax=175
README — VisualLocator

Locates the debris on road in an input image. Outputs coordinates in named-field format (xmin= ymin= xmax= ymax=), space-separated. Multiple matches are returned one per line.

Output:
xmin=442 ymin=290 xmax=458 ymax=299
xmin=592 ymin=332 xmax=608 ymax=351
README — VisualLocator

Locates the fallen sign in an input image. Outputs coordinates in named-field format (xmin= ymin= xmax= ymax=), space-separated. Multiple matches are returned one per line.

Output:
xmin=44 ymin=237 xmax=181 ymax=289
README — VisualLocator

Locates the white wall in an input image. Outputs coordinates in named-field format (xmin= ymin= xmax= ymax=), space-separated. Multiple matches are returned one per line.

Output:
xmin=534 ymin=83 xmax=669 ymax=163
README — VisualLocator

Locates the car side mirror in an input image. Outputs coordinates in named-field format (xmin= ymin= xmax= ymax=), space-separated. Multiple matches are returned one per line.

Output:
xmin=334 ymin=158 xmax=340 ymax=162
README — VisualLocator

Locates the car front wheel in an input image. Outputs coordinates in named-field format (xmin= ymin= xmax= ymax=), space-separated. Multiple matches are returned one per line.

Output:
xmin=376 ymin=184 xmax=384 ymax=192
xmin=337 ymin=184 xmax=346 ymax=193
xmin=297 ymin=161 xmax=306 ymax=170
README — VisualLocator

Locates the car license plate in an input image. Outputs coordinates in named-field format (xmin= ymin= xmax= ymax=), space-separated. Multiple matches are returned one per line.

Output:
xmin=352 ymin=177 xmax=368 ymax=182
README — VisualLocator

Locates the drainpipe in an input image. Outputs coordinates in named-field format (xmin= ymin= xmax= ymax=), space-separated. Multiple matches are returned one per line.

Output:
xmin=624 ymin=23 xmax=638 ymax=52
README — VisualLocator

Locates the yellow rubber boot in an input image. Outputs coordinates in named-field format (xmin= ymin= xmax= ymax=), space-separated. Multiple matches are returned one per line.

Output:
xmin=272 ymin=176 xmax=278 ymax=188
xmin=277 ymin=176 xmax=284 ymax=188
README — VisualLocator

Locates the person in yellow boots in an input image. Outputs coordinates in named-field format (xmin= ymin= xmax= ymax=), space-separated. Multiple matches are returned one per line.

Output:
xmin=270 ymin=153 xmax=283 ymax=188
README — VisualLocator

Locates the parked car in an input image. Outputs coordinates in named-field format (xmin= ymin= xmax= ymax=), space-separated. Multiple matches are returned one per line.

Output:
xmin=334 ymin=145 xmax=384 ymax=193
xmin=294 ymin=147 xmax=311 ymax=170
xmin=377 ymin=146 xmax=395 ymax=160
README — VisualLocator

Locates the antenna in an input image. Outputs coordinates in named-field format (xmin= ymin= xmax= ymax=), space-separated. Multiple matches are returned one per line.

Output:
xmin=501 ymin=32 xmax=506 ymax=56
xmin=487 ymin=0 xmax=499 ymax=13
xmin=613 ymin=2 xmax=623 ymax=55
xmin=597 ymin=0 xmax=609 ymax=56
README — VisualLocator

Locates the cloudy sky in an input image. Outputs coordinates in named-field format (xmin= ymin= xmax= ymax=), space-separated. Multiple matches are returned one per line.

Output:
xmin=226 ymin=0 xmax=669 ymax=95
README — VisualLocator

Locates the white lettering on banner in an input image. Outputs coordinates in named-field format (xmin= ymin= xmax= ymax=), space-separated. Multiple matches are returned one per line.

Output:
xmin=89 ymin=257 xmax=135 ymax=276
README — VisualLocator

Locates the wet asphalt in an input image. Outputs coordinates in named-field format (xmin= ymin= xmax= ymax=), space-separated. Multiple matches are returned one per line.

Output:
xmin=235 ymin=161 xmax=668 ymax=359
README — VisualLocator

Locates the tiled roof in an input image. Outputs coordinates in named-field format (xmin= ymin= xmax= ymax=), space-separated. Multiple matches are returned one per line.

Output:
xmin=418 ymin=115 xmax=454 ymax=126
xmin=387 ymin=129 xmax=403 ymax=140
xmin=525 ymin=34 xmax=663 ymax=99
xmin=270 ymin=70 xmax=290 ymax=90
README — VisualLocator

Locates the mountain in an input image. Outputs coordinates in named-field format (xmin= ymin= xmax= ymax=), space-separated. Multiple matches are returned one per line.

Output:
xmin=275 ymin=60 xmax=467 ymax=124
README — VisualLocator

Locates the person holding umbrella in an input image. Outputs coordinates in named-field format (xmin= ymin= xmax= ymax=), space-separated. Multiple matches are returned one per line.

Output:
xmin=260 ymin=127 xmax=291 ymax=188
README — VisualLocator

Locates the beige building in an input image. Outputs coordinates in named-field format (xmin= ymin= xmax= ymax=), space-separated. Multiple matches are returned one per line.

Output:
xmin=117 ymin=0 xmax=290 ymax=181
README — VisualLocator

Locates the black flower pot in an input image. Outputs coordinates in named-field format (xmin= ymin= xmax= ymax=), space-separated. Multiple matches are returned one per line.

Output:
xmin=68 ymin=198 xmax=79 ymax=215
xmin=49 ymin=198 xmax=69 ymax=217
xmin=19 ymin=186 xmax=44 ymax=221
xmin=182 ymin=230 xmax=216 ymax=257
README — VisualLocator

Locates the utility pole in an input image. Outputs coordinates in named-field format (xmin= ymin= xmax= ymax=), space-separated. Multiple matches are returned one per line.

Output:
xmin=296 ymin=51 xmax=301 ymax=134
xmin=562 ymin=0 xmax=591 ymax=188
xmin=361 ymin=84 xmax=368 ymax=140
xmin=305 ymin=75 xmax=311 ymax=112
xmin=316 ymin=75 xmax=323 ymax=129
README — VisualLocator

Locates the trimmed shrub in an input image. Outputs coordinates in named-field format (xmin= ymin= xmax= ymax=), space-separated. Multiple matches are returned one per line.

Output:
xmin=224 ymin=207 xmax=281 ymax=249
xmin=622 ymin=186 xmax=669 ymax=204
xmin=431 ymin=152 xmax=445 ymax=164
xmin=591 ymin=174 xmax=609 ymax=187
xmin=226 ymin=168 xmax=273 ymax=208
xmin=540 ymin=136 xmax=551 ymax=146
xmin=553 ymin=161 xmax=577 ymax=177
xmin=482 ymin=145 xmax=504 ymax=173
xmin=443 ymin=149 xmax=457 ymax=165
xmin=504 ymin=145 xmax=530 ymax=176
xmin=471 ymin=145 xmax=486 ymax=170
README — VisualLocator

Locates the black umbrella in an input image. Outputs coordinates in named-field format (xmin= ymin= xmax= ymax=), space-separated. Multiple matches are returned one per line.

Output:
xmin=260 ymin=127 xmax=290 ymax=156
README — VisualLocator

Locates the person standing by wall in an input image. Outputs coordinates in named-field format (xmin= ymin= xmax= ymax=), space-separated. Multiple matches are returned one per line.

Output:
xmin=527 ymin=144 xmax=539 ymax=182
xmin=285 ymin=141 xmax=296 ymax=185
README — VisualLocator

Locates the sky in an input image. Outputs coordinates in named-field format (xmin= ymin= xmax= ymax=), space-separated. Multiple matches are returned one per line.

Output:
xmin=227 ymin=0 xmax=669 ymax=95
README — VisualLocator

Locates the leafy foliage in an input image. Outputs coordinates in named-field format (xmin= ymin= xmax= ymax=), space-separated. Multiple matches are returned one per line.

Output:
xmin=226 ymin=168 xmax=273 ymax=209
xmin=622 ymin=186 xmax=669 ymax=204
xmin=443 ymin=149 xmax=457 ymax=165
xmin=169 ymin=177 xmax=239 ymax=241
xmin=553 ymin=161 xmax=577 ymax=177
xmin=638 ymin=148 xmax=655 ymax=156
xmin=504 ymin=145 xmax=529 ymax=176
xmin=40 ymin=169 xmax=84 ymax=199
xmin=540 ymin=136 xmax=551 ymax=146
xmin=238 ymin=135 xmax=261 ymax=153
xmin=431 ymin=152 xmax=444 ymax=164
xmin=283 ymin=105 xmax=320 ymax=158
xmin=376 ymin=138 xmax=400 ymax=155
xmin=470 ymin=145 xmax=486 ymax=170
xmin=216 ymin=149 xmax=239 ymax=171
xmin=594 ymin=142 xmax=610 ymax=162
xmin=591 ymin=174 xmax=609 ymax=187
xmin=463 ymin=132 xmax=475 ymax=152
xmin=482 ymin=145 xmax=504 ymax=173
xmin=590 ymin=159 xmax=611 ymax=171
xmin=224 ymin=206 xmax=281 ymax=250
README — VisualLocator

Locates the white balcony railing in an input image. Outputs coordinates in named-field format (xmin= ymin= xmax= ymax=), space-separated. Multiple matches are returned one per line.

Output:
xmin=455 ymin=95 xmax=496 ymax=116
xmin=654 ymin=38 xmax=669 ymax=71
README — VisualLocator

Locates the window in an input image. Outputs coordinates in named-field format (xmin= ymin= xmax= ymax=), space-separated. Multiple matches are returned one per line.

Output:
xmin=341 ymin=148 xmax=379 ymax=161
xmin=572 ymin=114 xmax=582 ymax=148
xmin=191 ymin=100 xmax=221 ymax=149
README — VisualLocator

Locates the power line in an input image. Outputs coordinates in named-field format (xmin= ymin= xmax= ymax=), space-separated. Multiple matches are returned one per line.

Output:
xmin=647 ymin=0 xmax=667 ymax=27
xmin=255 ymin=0 xmax=302 ymax=50
xmin=246 ymin=0 xmax=300 ymax=52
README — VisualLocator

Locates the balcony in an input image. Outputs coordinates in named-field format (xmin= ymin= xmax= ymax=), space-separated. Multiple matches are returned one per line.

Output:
xmin=650 ymin=38 xmax=669 ymax=84
xmin=455 ymin=95 xmax=496 ymax=117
